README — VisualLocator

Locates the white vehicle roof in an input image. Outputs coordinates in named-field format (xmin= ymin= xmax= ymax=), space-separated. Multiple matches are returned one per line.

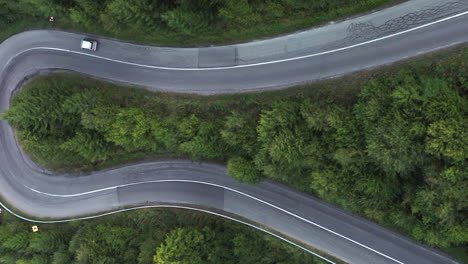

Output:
xmin=81 ymin=40 xmax=93 ymax=49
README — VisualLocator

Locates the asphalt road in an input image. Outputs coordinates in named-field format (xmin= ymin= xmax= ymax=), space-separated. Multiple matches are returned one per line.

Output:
xmin=1 ymin=0 xmax=467 ymax=263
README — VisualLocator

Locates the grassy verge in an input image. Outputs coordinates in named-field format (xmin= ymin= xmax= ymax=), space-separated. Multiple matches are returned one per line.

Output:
xmin=2 ymin=45 xmax=467 ymax=263
xmin=1 ymin=0 xmax=403 ymax=46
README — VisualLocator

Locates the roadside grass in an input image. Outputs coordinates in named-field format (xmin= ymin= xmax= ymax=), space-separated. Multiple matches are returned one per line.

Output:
xmin=1 ymin=0 xmax=403 ymax=47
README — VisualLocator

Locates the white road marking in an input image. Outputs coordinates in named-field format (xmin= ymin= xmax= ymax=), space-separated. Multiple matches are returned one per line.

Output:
xmin=8 ymin=10 xmax=468 ymax=72
xmin=0 ymin=201 xmax=337 ymax=264
xmin=26 ymin=179 xmax=405 ymax=264
xmin=2 ymin=9 xmax=467 ymax=264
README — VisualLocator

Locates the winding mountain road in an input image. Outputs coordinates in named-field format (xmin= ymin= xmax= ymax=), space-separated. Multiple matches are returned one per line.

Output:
xmin=1 ymin=0 xmax=467 ymax=263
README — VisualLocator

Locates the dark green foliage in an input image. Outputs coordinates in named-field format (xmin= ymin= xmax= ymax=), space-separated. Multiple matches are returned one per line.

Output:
xmin=101 ymin=0 xmax=164 ymax=32
xmin=355 ymin=74 xmax=429 ymax=177
xmin=221 ymin=111 xmax=259 ymax=156
xmin=60 ymin=130 xmax=114 ymax=163
xmin=153 ymin=225 xmax=322 ymax=264
xmin=0 ymin=213 xmax=75 ymax=264
xmin=0 ymin=0 xmax=34 ymax=27
xmin=218 ymin=0 xmax=260 ymax=28
xmin=161 ymin=0 xmax=219 ymax=35
xmin=426 ymin=118 xmax=467 ymax=162
xmin=3 ymin=76 xmax=229 ymax=167
xmin=51 ymin=249 xmax=73 ymax=264
xmin=232 ymin=233 xmax=324 ymax=264
xmin=153 ymin=227 xmax=225 ymax=264
xmin=255 ymin=101 xmax=309 ymax=180
xmin=150 ymin=118 xmax=178 ymax=151
xmin=1 ymin=0 xmax=399 ymax=45
xmin=0 ymin=209 xmax=323 ymax=264
xmin=177 ymin=115 xmax=226 ymax=160
xmin=105 ymin=108 xmax=156 ymax=152
xmin=3 ymin=47 xmax=468 ymax=253
xmin=69 ymin=0 xmax=103 ymax=30
xmin=227 ymin=157 xmax=264 ymax=184
xmin=349 ymin=64 xmax=468 ymax=248
xmin=3 ymin=79 xmax=80 ymax=138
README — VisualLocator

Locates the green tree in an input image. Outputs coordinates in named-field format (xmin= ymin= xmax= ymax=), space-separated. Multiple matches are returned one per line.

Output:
xmin=0 ymin=253 xmax=16 ymax=264
xmin=310 ymin=168 xmax=348 ymax=202
xmin=409 ymin=164 xmax=468 ymax=246
xmin=2 ymin=233 xmax=30 ymax=250
xmin=137 ymin=238 xmax=160 ymax=264
xmin=160 ymin=0 xmax=223 ymax=35
xmin=62 ymin=89 xmax=109 ymax=116
xmin=22 ymin=0 xmax=68 ymax=19
xmin=70 ymin=223 xmax=141 ymax=264
xmin=353 ymin=71 xmax=468 ymax=247
xmin=221 ymin=111 xmax=258 ymax=156
xmin=233 ymin=233 xmax=271 ymax=264
xmin=28 ymin=226 xmax=72 ymax=254
xmin=154 ymin=227 xmax=217 ymax=264
xmin=227 ymin=156 xmax=264 ymax=184
xmin=16 ymin=255 xmax=50 ymax=264
xmin=161 ymin=9 xmax=209 ymax=35
xmin=3 ymin=80 xmax=80 ymax=137
xmin=51 ymin=248 xmax=73 ymax=264
xmin=80 ymin=106 xmax=118 ymax=133
xmin=69 ymin=0 xmax=105 ymax=29
xmin=105 ymin=108 xmax=157 ymax=152
xmin=0 ymin=0 xmax=34 ymax=26
xmin=219 ymin=0 xmax=260 ymax=28
xmin=420 ymin=78 xmax=466 ymax=122
xmin=425 ymin=118 xmax=468 ymax=163
xmin=255 ymin=101 xmax=308 ymax=180
xmin=178 ymin=115 xmax=225 ymax=160
xmin=257 ymin=0 xmax=285 ymax=20
xmin=101 ymin=0 xmax=163 ymax=32
xmin=365 ymin=118 xmax=426 ymax=176
xmin=233 ymin=232 xmax=321 ymax=264
xmin=354 ymin=74 xmax=428 ymax=176
xmin=60 ymin=130 xmax=113 ymax=163
xmin=151 ymin=118 xmax=179 ymax=152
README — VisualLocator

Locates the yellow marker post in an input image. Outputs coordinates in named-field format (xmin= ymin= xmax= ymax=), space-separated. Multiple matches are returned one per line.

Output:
xmin=32 ymin=226 xmax=38 ymax=232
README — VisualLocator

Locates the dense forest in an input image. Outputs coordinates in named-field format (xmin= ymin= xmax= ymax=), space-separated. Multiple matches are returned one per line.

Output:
xmin=0 ymin=209 xmax=324 ymax=264
xmin=3 ymin=47 xmax=467 ymax=254
xmin=1 ymin=0 xmax=398 ymax=44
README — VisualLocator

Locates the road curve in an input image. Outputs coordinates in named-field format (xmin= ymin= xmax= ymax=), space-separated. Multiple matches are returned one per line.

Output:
xmin=1 ymin=0 xmax=467 ymax=263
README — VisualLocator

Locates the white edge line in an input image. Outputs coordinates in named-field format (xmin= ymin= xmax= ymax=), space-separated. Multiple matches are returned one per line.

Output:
xmin=27 ymin=179 xmax=404 ymax=264
xmin=0 ymin=202 xmax=336 ymax=264
xmin=2 ymin=8 xmax=465 ymax=264
xmin=11 ymin=10 xmax=468 ymax=72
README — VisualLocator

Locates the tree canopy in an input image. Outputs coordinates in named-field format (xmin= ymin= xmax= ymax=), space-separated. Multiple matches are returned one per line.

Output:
xmin=0 ymin=210 xmax=322 ymax=264
xmin=3 ymin=48 xmax=468 ymax=251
